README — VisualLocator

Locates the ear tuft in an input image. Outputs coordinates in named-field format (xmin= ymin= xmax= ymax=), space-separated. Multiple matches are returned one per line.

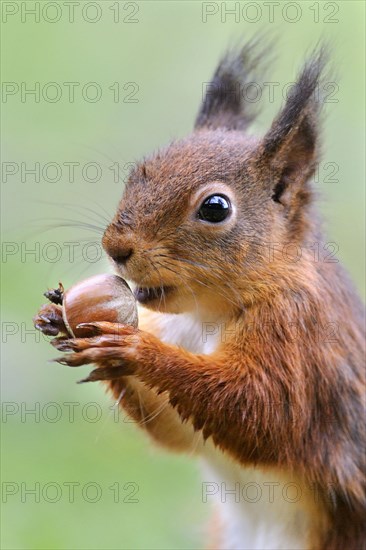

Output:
xmin=194 ymin=37 xmax=271 ymax=132
xmin=263 ymin=46 xmax=327 ymax=158
xmin=259 ymin=45 xmax=328 ymax=212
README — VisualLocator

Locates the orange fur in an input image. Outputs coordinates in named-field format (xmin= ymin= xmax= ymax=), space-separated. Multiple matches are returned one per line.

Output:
xmin=34 ymin=42 xmax=365 ymax=549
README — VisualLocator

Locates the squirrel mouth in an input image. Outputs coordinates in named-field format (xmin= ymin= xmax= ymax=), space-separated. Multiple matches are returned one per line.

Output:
xmin=134 ymin=286 xmax=174 ymax=304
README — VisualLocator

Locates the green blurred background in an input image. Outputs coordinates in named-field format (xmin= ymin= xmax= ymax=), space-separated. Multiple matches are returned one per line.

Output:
xmin=1 ymin=1 xmax=365 ymax=549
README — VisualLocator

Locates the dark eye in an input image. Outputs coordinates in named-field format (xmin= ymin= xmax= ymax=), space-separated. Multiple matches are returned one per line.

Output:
xmin=198 ymin=194 xmax=231 ymax=223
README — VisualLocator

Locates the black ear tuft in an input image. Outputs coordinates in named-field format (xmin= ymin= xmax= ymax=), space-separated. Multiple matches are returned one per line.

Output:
xmin=258 ymin=46 xmax=328 ymax=212
xmin=195 ymin=37 xmax=270 ymax=131
xmin=263 ymin=46 xmax=327 ymax=159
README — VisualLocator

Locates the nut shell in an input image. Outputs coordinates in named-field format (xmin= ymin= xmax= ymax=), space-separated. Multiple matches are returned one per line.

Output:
xmin=62 ymin=274 xmax=138 ymax=337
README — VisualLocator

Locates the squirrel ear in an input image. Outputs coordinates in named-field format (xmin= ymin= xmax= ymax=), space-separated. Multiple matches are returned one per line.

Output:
xmin=258 ymin=48 xmax=327 ymax=208
xmin=194 ymin=38 xmax=268 ymax=131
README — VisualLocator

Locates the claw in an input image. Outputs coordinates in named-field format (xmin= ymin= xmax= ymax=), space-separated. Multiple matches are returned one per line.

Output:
xmin=77 ymin=364 xmax=128 ymax=384
xmin=39 ymin=315 xmax=51 ymax=324
xmin=52 ymin=357 xmax=70 ymax=366
xmin=44 ymin=283 xmax=64 ymax=305
xmin=54 ymin=343 xmax=74 ymax=352
xmin=77 ymin=367 xmax=102 ymax=384
xmin=36 ymin=324 xmax=61 ymax=336
xmin=77 ymin=376 xmax=93 ymax=384
xmin=50 ymin=339 xmax=73 ymax=351
xmin=75 ymin=323 xmax=105 ymax=337
xmin=76 ymin=323 xmax=101 ymax=333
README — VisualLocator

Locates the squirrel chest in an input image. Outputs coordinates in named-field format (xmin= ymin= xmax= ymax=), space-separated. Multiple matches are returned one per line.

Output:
xmin=156 ymin=311 xmax=320 ymax=550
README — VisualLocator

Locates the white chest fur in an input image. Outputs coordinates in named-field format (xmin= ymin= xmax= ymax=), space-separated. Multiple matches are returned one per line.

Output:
xmin=200 ymin=448 xmax=314 ymax=550
xmin=153 ymin=311 xmax=221 ymax=355
xmin=147 ymin=310 xmax=316 ymax=550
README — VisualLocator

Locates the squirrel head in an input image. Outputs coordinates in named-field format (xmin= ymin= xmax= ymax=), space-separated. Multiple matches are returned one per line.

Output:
xmin=103 ymin=41 xmax=326 ymax=316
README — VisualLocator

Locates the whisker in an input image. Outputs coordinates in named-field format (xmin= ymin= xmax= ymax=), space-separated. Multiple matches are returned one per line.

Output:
xmin=79 ymin=143 xmax=131 ymax=185
xmin=149 ymin=260 xmax=167 ymax=310
xmin=94 ymin=387 xmax=126 ymax=444
xmin=160 ymin=257 xmax=245 ymax=312
xmin=139 ymin=396 xmax=171 ymax=426
xmin=157 ymin=253 xmax=215 ymax=273
xmin=35 ymin=199 xmax=111 ymax=226
xmin=154 ymin=260 xmax=200 ymax=316
xmin=31 ymin=219 xmax=105 ymax=235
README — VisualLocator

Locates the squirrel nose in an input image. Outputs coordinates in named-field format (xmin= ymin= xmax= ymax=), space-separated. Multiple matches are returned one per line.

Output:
xmin=110 ymin=247 xmax=133 ymax=265
xmin=102 ymin=226 xmax=134 ymax=265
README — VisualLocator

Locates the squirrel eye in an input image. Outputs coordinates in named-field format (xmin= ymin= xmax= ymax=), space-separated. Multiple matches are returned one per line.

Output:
xmin=198 ymin=194 xmax=231 ymax=223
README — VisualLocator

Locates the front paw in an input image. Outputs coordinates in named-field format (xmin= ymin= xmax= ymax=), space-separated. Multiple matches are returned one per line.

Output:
xmin=33 ymin=303 xmax=67 ymax=336
xmin=51 ymin=322 xmax=141 ymax=383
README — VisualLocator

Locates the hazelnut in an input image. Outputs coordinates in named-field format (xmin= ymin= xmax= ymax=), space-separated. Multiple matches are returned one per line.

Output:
xmin=46 ymin=274 xmax=138 ymax=337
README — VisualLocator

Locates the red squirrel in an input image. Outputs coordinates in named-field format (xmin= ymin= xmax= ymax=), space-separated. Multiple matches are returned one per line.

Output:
xmin=34 ymin=41 xmax=365 ymax=550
